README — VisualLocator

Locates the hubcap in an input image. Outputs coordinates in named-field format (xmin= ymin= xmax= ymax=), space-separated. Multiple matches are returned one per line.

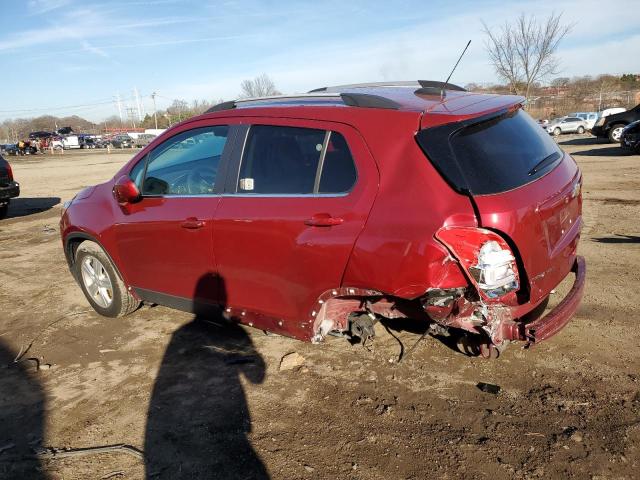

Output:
xmin=81 ymin=256 xmax=114 ymax=308
xmin=612 ymin=127 xmax=623 ymax=141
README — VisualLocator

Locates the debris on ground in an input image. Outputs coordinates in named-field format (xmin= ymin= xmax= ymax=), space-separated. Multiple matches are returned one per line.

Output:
xmin=279 ymin=352 xmax=305 ymax=371
xmin=477 ymin=382 xmax=501 ymax=394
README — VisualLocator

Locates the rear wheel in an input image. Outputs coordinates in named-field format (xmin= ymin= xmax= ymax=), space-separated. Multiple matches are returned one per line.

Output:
xmin=74 ymin=241 xmax=139 ymax=317
xmin=577 ymin=126 xmax=585 ymax=134
xmin=608 ymin=124 xmax=625 ymax=143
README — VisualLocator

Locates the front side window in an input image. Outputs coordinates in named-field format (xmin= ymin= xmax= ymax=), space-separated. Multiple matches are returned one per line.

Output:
xmin=139 ymin=126 xmax=228 ymax=196
xmin=237 ymin=125 xmax=357 ymax=195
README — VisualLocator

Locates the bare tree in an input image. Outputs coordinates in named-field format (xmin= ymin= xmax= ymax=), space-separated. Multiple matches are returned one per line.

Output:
xmin=483 ymin=13 xmax=572 ymax=104
xmin=238 ymin=74 xmax=281 ymax=99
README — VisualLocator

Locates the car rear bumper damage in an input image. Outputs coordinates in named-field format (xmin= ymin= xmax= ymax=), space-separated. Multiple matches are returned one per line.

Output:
xmin=490 ymin=256 xmax=585 ymax=346
xmin=0 ymin=181 xmax=20 ymax=201
xmin=518 ymin=255 xmax=585 ymax=345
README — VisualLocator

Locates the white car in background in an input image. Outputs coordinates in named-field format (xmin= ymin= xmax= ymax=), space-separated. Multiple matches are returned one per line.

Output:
xmin=546 ymin=116 xmax=588 ymax=136
xmin=568 ymin=112 xmax=598 ymax=130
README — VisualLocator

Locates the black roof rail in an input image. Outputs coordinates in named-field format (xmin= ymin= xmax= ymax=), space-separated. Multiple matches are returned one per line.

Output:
xmin=204 ymin=100 xmax=236 ymax=113
xmin=415 ymin=80 xmax=466 ymax=96
xmin=309 ymin=80 xmax=466 ymax=94
xmin=339 ymin=93 xmax=400 ymax=110
xmin=204 ymin=93 xmax=400 ymax=112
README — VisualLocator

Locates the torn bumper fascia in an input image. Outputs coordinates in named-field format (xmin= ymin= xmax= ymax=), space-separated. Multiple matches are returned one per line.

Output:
xmin=518 ymin=255 xmax=585 ymax=345
xmin=426 ymin=256 xmax=586 ymax=346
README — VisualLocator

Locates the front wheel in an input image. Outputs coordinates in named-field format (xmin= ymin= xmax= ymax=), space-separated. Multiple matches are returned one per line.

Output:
xmin=608 ymin=124 xmax=625 ymax=143
xmin=74 ymin=241 xmax=139 ymax=317
xmin=577 ymin=126 xmax=585 ymax=134
xmin=554 ymin=127 xmax=561 ymax=136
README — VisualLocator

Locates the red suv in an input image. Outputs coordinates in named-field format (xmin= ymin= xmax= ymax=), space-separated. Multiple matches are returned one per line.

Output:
xmin=60 ymin=81 xmax=585 ymax=356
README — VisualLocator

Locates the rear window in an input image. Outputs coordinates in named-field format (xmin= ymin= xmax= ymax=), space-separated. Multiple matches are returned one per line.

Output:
xmin=416 ymin=108 xmax=563 ymax=195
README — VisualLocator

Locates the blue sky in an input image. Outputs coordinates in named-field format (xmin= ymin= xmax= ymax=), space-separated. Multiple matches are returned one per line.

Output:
xmin=0 ymin=0 xmax=638 ymax=121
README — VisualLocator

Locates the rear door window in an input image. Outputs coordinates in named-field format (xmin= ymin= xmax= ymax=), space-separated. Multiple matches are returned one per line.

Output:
xmin=416 ymin=108 xmax=563 ymax=195
xmin=237 ymin=125 xmax=357 ymax=194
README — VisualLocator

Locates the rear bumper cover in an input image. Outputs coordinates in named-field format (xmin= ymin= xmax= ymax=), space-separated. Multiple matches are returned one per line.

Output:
xmin=0 ymin=181 xmax=19 ymax=201
xmin=505 ymin=256 xmax=586 ymax=345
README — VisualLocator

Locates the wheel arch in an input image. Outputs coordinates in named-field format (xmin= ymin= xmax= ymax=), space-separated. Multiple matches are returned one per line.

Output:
xmin=64 ymin=232 xmax=130 ymax=288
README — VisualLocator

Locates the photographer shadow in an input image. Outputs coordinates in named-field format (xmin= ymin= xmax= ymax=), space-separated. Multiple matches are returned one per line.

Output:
xmin=0 ymin=339 xmax=47 ymax=479
xmin=144 ymin=273 xmax=269 ymax=479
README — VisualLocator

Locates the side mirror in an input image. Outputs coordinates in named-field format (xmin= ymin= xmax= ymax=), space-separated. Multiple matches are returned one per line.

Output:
xmin=112 ymin=175 xmax=141 ymax=205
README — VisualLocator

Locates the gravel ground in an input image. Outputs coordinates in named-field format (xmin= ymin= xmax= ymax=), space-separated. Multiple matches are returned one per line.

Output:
xmin=0 ymin=136 xmax=639 ymax=479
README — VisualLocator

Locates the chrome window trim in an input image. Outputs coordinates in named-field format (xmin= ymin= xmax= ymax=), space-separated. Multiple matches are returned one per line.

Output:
xmin=313 ymin=131 xmax=331 ymax=193
xmin=222 ymin=192 xmax=349 ymax=198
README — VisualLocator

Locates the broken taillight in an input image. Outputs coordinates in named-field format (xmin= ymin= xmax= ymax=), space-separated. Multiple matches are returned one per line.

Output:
xmin=435 ymin=227 xmax=519 ymax=301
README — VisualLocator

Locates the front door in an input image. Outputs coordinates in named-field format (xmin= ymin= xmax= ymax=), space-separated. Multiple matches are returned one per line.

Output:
xmin=213 ymin=120 xmax=378 ymax=334
xmin=113 ymin=123 xmax=231 ymax=306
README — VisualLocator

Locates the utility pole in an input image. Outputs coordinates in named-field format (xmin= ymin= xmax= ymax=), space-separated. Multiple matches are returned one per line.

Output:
xmin=134 ymin=87 xmax=143 ymax=121
xmin=151 ymin=91 xmax=158 ymax=130
xmin=115 ymin=92 xmax=124 ymax=125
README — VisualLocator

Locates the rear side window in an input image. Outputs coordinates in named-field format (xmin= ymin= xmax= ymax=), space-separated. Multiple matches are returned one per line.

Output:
xmin=237 ymin=126 xmax=357 ymax=194
xmin=416 ymin=108 xmax=563 ymax=195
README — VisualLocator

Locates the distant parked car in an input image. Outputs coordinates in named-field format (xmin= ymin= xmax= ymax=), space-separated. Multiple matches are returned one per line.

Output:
xmin=546 ymin=116 xmax=587 ymax=136
xmin=133 ymin=134 xmax=156 ymax=148
xmin=110 ymin=135 xmax=134 ymax=149
xmin=620 ymin=120 xmax=640 ymax=154
xmin=592 ymin=104 xmax=640 ymax=143
xmin=567 ymin=112 xmax=598 ymax=130
xmin=80 ymin=137 xmax=97 ymax=149
xmin=0 ymin=154 xmax=20 ymax=219
xmin=0 ymin=144 xmax=18 ymax=155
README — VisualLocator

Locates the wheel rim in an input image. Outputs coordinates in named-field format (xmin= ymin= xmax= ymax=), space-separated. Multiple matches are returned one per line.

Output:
xmin=81 ymin=256 xmax=114 ymax=308
xmin=612 ymin=127 xmax=623 ymax=141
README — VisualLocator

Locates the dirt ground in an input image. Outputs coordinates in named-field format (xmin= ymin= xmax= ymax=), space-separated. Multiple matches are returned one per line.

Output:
xmin=1 ymin=137 xmax=639 ymax=480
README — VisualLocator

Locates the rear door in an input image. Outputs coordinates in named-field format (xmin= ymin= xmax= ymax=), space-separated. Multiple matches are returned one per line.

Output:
xmin=417 ymin=107 xmax=582 ymax=305
xmin=213 ymin=118 xmax=378 ymax=332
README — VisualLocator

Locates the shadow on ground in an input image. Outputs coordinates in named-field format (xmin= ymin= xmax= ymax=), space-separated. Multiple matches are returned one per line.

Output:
xmin=3 ymin=197 xmax=60 ymax=219
xmin=592 ymin=234 xmax=640 ymax=244
xmin=557 ymin=136 xmax=604 ymax=146
xmin=0 ymin=339 xmax=48 ymax=479
xmin=571 ymin=147 xmax=630 ymax=157
xmin=144 ymin=273 xmax=269 ymax=479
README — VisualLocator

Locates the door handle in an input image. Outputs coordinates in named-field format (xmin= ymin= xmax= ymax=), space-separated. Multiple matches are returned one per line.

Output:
xmin=304 ymin=213 xmax=344 ymax=227
xmin=181 ymin=217 xmax=205 ymax=229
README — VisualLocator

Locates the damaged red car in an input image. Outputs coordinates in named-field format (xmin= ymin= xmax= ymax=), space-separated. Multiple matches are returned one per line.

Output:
xmin=60 ymin=81 xmax=585 ymax=356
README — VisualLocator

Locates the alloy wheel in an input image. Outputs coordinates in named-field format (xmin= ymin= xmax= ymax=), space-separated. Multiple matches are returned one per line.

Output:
xmin=81 ymin=255 xmax=114 ymax=308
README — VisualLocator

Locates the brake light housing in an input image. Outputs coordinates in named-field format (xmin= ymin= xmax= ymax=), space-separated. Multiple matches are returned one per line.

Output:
xmin=435 ymin=227 xmax=520 ymax=303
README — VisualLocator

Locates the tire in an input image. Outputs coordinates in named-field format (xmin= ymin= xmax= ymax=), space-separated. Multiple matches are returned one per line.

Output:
xmin=577 ymin=126 xmax=585 ymax=134
xmin=554 ymin=127 xmax=561 ymax=136
xmin=608 ymin=124 xmax=625 ymax=143
xmin=74 ymin=241 xmax=139 ymax=317
xmin=0 ymin=201 xmax=8 ymax=219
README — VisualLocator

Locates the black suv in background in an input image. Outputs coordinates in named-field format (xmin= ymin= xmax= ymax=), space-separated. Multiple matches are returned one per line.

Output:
xmin=592 ymin=103 xmax=640 ymax=142
xmin=621 ymin=120 xmax=640 ymax=154
xmin=110 ymin=134 xmax=134 ymax=148
xmin=0 ymin=154 xmax=20 ymax=219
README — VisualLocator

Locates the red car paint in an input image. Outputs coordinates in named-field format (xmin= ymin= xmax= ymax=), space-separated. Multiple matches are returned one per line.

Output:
xmin=60 ymin=85 xmax=585 ymax=351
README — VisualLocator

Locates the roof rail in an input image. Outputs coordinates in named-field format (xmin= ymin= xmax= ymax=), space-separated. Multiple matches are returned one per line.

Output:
xmin=309 ymin=80 xmax=466 ymax=94
xmin=204 ymin=92 xmax=401 ymax=113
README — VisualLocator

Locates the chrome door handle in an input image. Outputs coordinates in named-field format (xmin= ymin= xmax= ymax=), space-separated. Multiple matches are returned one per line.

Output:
xmin=181 ymin=217 xmax=205 ymax=229
xmin=304 ymin=214 xmax=344 ymax=227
